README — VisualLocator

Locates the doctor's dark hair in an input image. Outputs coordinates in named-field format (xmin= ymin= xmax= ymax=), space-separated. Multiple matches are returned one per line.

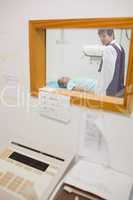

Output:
xmin=98 ymin=29 xmax=115 ymax=39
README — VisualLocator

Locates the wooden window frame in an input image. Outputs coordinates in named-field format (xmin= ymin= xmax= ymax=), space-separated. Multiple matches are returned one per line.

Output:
xmin=29 ymin=17 xmax=133 ymax=114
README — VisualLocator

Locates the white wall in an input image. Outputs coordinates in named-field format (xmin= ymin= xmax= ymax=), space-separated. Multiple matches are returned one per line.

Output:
xmin=46 ymin=29 xmax=100 ymax=81
xmin=0 ymin=0 xmax=133 ymax=177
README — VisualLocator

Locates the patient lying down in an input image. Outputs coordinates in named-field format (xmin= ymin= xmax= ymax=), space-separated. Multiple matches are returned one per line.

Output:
xmin=57 ymin=77 xmax=96 ymax=93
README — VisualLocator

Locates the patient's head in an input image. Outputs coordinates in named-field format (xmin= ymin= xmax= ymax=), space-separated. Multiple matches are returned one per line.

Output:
xmin=57 ymin=77 xmax=70 ymax=88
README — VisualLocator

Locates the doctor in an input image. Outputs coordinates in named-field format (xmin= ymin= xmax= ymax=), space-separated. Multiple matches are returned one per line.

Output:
xmin=97 ymin=29 xmax=125 ymax=97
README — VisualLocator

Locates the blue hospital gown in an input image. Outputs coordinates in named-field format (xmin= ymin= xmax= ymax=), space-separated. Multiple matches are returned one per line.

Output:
xmin=67 ymin=78 xmax=97 ymax=91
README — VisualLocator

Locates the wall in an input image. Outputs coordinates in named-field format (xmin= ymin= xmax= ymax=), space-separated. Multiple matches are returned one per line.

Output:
xmin=46 ymin=29 xmax=100 ymax=81
xmin=0 ymin=0 xmax=133 ymax=177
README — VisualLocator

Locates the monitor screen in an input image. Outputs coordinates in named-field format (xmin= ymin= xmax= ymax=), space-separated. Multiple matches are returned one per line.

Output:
xmin=9 ymin=152 xmax=49 ymax=172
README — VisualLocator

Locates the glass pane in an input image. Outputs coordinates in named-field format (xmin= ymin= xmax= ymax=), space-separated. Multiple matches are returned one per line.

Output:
xmin=46 ymin=28 xmax=131 ymax=98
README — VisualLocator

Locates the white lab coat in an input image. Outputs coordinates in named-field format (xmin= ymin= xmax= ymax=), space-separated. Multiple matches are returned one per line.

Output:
xmin=96 ymin=40 xmax=122 ymax=96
